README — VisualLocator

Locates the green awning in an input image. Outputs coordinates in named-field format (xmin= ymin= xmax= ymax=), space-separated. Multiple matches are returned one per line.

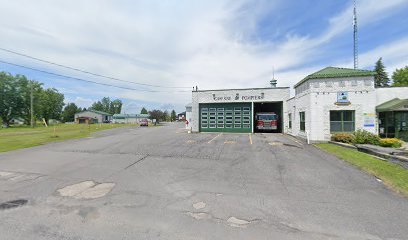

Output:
xmin=376 ymin=98 xmax=408 ymax=112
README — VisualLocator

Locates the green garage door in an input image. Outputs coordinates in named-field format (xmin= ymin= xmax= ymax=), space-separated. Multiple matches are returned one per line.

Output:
xmin=199 ymin=103 xmax=252 ymax=133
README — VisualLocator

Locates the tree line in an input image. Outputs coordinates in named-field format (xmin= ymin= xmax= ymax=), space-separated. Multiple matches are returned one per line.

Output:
xmin=0 ymin=72 xmax=64 ymax=126
xmin=374 ymin=58 xmax=408 ymax=87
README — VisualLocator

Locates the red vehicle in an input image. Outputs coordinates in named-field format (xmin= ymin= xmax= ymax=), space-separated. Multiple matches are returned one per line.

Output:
xmin=140 ymin=119 xmax=149 ymax=127
xmin=255 ymin=112 xmax=278 ymax=131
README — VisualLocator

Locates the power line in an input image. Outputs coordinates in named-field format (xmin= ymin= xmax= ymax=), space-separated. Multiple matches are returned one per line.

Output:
xmin=0 ymin=60 xmax=190 ymax=93
xmin=0 ymin=47 xmax=190 ymax=89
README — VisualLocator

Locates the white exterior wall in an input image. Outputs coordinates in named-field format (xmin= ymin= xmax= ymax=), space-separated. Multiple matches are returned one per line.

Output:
xmin=376 ymin=87 xmax=408 ymax=105
xmin=191 ymin=88 xmax=290 ymax=133
xmin=287 ymin=76 xmax=377 ymax=142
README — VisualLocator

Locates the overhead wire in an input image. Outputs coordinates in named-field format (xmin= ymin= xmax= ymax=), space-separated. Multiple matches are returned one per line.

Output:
xmin=0 ymin=47 xmax=190 ymax=89
xmin=0 ymin=60 xmax=191 ymax=93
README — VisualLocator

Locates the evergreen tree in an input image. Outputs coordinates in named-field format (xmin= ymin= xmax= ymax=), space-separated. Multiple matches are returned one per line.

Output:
xmin=392 ymin=66 xmax=408 ymax=86
xmin=61 ymin=103 xmax=79 ymax=122
xmin=374 ymin=58 xmax=390 ymax=87
xmin=140 ymin=107 xmax=148 ymax=114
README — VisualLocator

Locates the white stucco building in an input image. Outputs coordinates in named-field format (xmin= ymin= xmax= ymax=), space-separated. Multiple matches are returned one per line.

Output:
xmin=190 ymin=67 xmax=408 ymax=142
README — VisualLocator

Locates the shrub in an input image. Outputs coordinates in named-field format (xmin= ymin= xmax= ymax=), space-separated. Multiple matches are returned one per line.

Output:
xmin=331 ymin=133 xmax=355 ymax=144
xmin=379 ymin=138 xmax=403 ymax=148
xmin=353 ymin=129 xmax=380 ymax=145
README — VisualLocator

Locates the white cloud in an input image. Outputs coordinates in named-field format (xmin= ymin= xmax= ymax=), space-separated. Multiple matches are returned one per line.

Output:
xmin=0 ymin=0 xmax=406 ymax=107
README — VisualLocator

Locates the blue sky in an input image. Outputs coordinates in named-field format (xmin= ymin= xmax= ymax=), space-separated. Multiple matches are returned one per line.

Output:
xmin=0 ymin=0 xmax=407 ymax=113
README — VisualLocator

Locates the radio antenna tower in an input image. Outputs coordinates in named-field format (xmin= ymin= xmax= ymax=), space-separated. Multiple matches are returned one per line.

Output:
xmin=353 ymin=0 xmax=358 ymax=69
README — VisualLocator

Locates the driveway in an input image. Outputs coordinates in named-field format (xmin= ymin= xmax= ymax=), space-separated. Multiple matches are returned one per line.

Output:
xmin=0 ymin=123 xmax=407 ymax=239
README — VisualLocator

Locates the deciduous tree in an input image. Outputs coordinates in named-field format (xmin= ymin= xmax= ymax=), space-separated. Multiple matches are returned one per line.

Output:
xmin=392 ymin=66 xmax=408 ymax=86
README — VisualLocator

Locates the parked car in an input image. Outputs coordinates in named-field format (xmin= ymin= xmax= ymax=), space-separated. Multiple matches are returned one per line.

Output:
xmin=140 ymin=119 xmax=149 ymax=127
xmin=255 ymin=112 xmax=278 ymax=131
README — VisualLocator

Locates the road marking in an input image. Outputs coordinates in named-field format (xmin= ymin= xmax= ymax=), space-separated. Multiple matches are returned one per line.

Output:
xmin=224 ymin=140 xmax=236 ymax=144
xmin=249 ymin=134 xmax=253 ymax=145
xmin=208 ymin=133 xmax=222 ymax=144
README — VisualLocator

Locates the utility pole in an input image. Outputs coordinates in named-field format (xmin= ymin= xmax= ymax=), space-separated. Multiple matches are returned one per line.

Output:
xmin=30 ymin=81 xmax=34 ymax=128
xmin=353 ymin=0 xmax=358 ymax=69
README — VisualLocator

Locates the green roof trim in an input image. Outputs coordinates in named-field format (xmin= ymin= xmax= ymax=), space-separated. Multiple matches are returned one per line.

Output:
xmin=376 ymin=98 xmax=408 ymax=112
xmin=88 ymin=110 xmax=112 ymax=116
xmin=294 ymin=67 xmax=376 ymax=88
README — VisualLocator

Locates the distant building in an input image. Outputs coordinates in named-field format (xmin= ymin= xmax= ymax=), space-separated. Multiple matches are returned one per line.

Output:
xmin=177 ymin=112 xmax=186 ymax=121
xmin=112 ymin=114 xmax=150 ymax=124
xmin=75 ymin=110 xmax=112 ymax=124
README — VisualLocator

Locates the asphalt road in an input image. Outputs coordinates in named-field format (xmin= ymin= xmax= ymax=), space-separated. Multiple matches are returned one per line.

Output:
xmin=0 ymin=122 xmax=407 ymax=240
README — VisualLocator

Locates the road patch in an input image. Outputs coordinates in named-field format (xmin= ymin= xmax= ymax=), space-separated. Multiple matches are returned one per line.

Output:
xmin=57 ymin=181 xmax=115 ymax=199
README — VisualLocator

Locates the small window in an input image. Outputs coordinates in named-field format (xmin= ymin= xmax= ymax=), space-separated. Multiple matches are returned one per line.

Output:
xmin=225 ymin=116 xmax=233 ymax=120
xmin=234 ymin=111 xmax=241 ymax=115
xmin=243 ymin=120 xmax=250 ymax=124
xmin=201 ymin=116 xmax=207 ymax=120
xmin=243 ymin=107 xmax=250 ymax=111
xmin=209 ymin=116 xmax=216 ymax=120
xmin=234 ymin=125 xmax=241 ymax=128
xmin=217 ymin=112 xmax=224 ymax=116
xmin=201 ymin=124 xmax=208 ymax=128
xmin=243 ymin=125 xmax=250 ymax=129
xmin=201 ymin=108 xmax=208 ymax=112
xmin=225 ymin=125 xmax=232 ymax=128
xmin=225 ymin=108 xmax=233 ymax=112
xmin=288 ymin=113 xmax=292 ymax=129
xmin=209 ymin=124 xmax=216 ymax=128
xmin=209 ymin=108 xmax=216 ymax=112
xmin=217 ymin=125 xmax=224 ymax=128
xmin=201 ymin=120 xmax=208 ymax=124
xmin=217 ymin=116 xmax=224 ymax=120
xmin=209 ymin=120 xmax=216 ymax=124
xmin=217 ymin=120 xmax=224 ymax=124
xmin=217 ymin=108 xmax=224 ymax=111
xmin=234 ymin=121 xmax=241 ymax=124
xmin=243 ymin=116 xmax=250 ymax=120
xmin=226 ymin=112 xmax=233 ymax=116
xmin=209 ymin=112 xmax=216 ymax=116
xmin=202 ymin=112 xmax=208 ymax=116
xmin=234 ymin=107 xmax=241 ymax=111
xmin=225 ymin=120 xmax=233 ymax=124
xmin=299 ymin=112 xmax=305 ymax=131
xmin=243 ymin=111 xmax=250 ymax=115
xmin=234 ymin=116 xmax=241 ymax=120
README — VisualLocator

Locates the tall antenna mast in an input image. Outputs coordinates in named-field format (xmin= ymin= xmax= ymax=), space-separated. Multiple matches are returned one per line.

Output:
xmin=353 ymin=0 xmax=358 ymax=69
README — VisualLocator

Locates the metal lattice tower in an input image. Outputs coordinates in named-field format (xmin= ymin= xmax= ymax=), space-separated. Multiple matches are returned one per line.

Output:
xmin=353 ymin=0 xmax=358 ymax=69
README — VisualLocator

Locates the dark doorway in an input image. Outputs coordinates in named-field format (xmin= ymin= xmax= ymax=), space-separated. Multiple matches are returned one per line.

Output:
xmin=253 ymin=102 xmax=283 ymax=133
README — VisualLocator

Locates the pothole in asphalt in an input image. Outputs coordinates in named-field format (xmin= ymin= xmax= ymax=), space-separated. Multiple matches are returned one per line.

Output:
xmin=57 ymin=181 xmax=115 ymax=199
xmin=227 ymin=216 xmax=251 ymax=228
xmin=0 ymin=199 xmax=28 ymax=210
xmin=224 ymin=141 xmax=236 ymax=144
xmin=192 ymin=201 xmax=206 ymax=210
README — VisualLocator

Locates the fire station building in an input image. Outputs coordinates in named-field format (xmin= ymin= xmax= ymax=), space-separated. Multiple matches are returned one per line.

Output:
xmin=190 ymin=67 xmax=408 ymax=142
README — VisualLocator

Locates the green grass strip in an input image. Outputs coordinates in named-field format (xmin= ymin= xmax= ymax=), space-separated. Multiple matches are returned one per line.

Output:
xmin=316 ymin=143 xmax=408 ymax=197
xmin=0 ymin=124 xmax=137 ymax=153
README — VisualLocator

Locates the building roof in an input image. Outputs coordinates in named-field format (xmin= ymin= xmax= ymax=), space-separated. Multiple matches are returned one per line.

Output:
xmin=376 ymin=98 xmax=408 ymax=112
xmin=113 ymin=114 xmax=149 ymax=119
xmin=294 ymin=67 xmax=376 ymax=88
xmin=178 ymin=112 xmax=186 ymax=115
xmin=80 ymin=109 xmax=112 ymax=116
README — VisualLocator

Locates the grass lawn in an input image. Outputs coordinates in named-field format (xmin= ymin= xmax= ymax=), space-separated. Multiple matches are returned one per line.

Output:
xmin=316 ymin=143 xmax=408 ymax=197
xmin=0 ymin=123 xmax=136 ymax=153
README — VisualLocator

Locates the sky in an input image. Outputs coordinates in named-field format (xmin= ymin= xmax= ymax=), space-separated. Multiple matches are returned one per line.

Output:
xmin=0 ymin=0 xmax=407 ymax=113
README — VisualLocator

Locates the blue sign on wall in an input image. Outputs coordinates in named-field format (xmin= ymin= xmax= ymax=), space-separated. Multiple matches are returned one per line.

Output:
xmin=337 ymin=91 xmax=349 ymax=103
